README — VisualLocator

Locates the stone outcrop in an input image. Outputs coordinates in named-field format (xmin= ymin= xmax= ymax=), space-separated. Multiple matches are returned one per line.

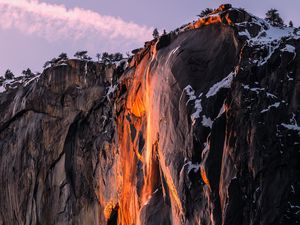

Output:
xmin=0 ymin=5 xmax=299 ymax=225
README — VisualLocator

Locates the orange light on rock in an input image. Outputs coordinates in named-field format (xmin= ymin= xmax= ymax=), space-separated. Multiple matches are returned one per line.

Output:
xmin=200 ymin=166 xmax=210 ymax=189
xmin=104 ymin=202 xmax=118 ymax=220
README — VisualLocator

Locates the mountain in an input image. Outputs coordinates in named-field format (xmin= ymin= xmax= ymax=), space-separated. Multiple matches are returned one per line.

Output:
xmin=0 ymin=4 xmax=299 ymax=225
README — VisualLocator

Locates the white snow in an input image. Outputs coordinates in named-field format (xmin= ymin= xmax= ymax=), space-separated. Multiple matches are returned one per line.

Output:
xmin=206 ymin=72 xmax=234 ymax=98
xmin=115 ymin=59 xmax=128 ymax=69
xmin=1 ymin=79 xmax=15 ymax=92
xmin=266 ymin=92 xmax=277 ymax=99
xmin=238 ymin=14 xmax=299 ymax=66
xmin=287 ymin=74 xmax=294 ymax=81
xmin=191 ymin=96 xmax=203 ymax=124
xmin=250 ymin=87 xmax=265 ymax=93
xmin=0 ymin=86 xmax=5 ymax=93
xmin=242 ymin=84 xmax=250 ymax=89
xmin=106 ymin=84 xmax=117 ymax=101
xmin=281 ymin=44 xmax=296 ymax=53
xmin=183 ymin=161 xmax=200 ymax=173
xmin=242 ymin=84 xmax=265 ymax=94
xmin=281 ymin=123 xmax=300 ymax=134
xmin=183 ymin=85 xmax=196 ymax=104
xmin=260 ymin=102 xmax=280 ymax=113
xmin=183 ymin=85 xmax=203 ymax=124
xmin=202 ymin=115 xmax=213 ymax=128
xmin=23 ymin=74 xmax=41 ymax=87
xmin=238 ymin=30 xmax=251 ymax=39
xmin=84 ymin=62 xmax=88 ymax=76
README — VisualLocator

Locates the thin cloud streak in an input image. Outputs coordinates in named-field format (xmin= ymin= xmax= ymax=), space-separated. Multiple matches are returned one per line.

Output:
xmin=0 ymin=0 xmax=153 ymax=43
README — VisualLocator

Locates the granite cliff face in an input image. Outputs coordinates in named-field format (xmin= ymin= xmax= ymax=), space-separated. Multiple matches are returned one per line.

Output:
xmin=0 ymin=5 xmax=300 ymax=225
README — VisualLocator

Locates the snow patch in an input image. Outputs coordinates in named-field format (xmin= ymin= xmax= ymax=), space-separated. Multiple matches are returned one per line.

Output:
xmin=183 ymin=161 xmax=200 ymax=174
xmin=281 ymin=44 xmax=296 ymax=53
xmin=239 ymin=15 xmax=299 ymax=66
xmin=242 ymin=84 xmax=265 ymax=94
xmin=260 ymin=102 xmax=280 ymax=113
xmin=266 ymin=92 xmax=277 ymax=99
xmin=183 ymin=85 xmax=196 ymax=104
xmin=0 ymin=86 xmax=5 ymax=93
xmin=183 ymin=85 xmax=203 ymax=124
xmin=191 ymin=97 xmax=203 ymax=124
xmin=115 ymin=59 xmax=128 ymax=69
xmin=238 ymin=30 xmax=251 ymax=39
xmin=281 ymin=123 xmax=300 ymax=134
xmin=23 ymin=74 xmax=41 ymax=87
xmin=206 ymin=72 xmax=234 ymax=98
xmin=202 ymin=115 xmax=213 ymax=128
xmin=106 ymin=85 xmax=117 ymax=101
xmin=84 ymin=62 xmax=88 ymax=76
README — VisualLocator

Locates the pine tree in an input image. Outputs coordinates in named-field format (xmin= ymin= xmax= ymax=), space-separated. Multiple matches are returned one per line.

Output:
xmin=22 ymin=68 xmax=33 ymax=77
xmin=101 ymin=52 xmax=109 ymax=64
xmin=113 ymin=53 xmax=123 ymax=62
xmin=197 ymin=8 xmax=213 ymax=17
xmin=4 ymin=69 xmax=14 ymax=80
xmin=289 ymin=21 xmax=294 ymax=27
xmin=265 ymin=9 xmax=284 ymax=27
xmin=58 ymin=53 xmax=68 ymax=61
xmin=96 ymin=53 xmax=101 ymax=62
xmin=43 ymin=61 xmax=51 ymax=69
xmin=152 ymin=28 xmax=159 ymax=39
xmin=74 ymin=51 xmax=88 ymax=60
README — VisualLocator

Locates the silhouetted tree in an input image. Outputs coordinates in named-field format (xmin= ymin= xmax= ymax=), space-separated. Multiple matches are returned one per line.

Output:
xmin=74 ymin=51 xmax=88 ymax=60
xmin=289 ymin=21 xmax=294 ymax=27
xmin=163 ymin=29 xmax=167 ymax=35
xmin=58 ymin=52 xmax=68 ymax=61
xmin=22 ymin=68 xmax=33 ymax=77
xmin=197 ymin=8 xmax=213 ymax=17
xmin=152 ymin=28 xmax=159 ymax=39
xmin=102 ymin=52 xmax=109 ymax=63
xmin=43 ymin=61 xmax=52 ymax=68
xmin=108 ymin=54 xmax=114 ymax=62
xmin=4 ymin=69 xmax=14 ymax=80
xmin=96 ymin=53 xmax=101 ymax=62
xmin=85 ymin=56 xmax=92 ymax=61
xmin=113 ymin=53 xmax=123 ymax=62
xmin=265 ymin=9 xmax=284 ymax=26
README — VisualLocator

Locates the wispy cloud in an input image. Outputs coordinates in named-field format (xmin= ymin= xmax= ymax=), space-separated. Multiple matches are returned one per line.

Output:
xmin=0 ymin=0 xmax=153 ymax=44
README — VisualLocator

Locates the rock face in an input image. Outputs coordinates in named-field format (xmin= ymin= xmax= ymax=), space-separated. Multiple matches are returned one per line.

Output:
xmin=0 ymin=5 xmax=300 ymax=225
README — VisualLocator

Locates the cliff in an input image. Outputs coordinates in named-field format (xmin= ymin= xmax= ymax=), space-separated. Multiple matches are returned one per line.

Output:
xmin=0 ymin=5 xmax=299 ymax=225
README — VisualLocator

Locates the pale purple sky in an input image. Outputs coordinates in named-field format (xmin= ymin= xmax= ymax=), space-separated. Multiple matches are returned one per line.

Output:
xmin=0 ymin=0 xmax=299 ymax=76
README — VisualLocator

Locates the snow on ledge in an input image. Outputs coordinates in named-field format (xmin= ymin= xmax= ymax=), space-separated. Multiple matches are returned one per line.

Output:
xmin=260 ymin=102 xmax=280 ymax=113
xmin=202 ymin=115 xmax=213 ymax=128
xmin=183 ymin=161 xmax=200 ymax=174
xmin=206 ymin=72 xmax=234 ymax=98
xmin=281 ymin=44 xmax=296 ymax=53
xmin=183 ymin=85 xmax=203 ymax=124
xmin=281 ymin=123 xmax=300 ymax=134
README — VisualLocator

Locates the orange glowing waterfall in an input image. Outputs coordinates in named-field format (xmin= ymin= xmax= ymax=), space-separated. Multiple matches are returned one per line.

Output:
xmin=140 ymin=43 xmax=159 ymax=208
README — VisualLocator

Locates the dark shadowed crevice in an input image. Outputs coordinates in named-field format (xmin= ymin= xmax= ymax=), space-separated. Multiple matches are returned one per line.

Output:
xmin=64 ymin=113 xmax=81 ymax=198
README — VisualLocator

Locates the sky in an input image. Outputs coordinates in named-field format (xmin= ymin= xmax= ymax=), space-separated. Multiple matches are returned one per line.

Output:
xmin=0 ymin=0 xmax=300 ymax=76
